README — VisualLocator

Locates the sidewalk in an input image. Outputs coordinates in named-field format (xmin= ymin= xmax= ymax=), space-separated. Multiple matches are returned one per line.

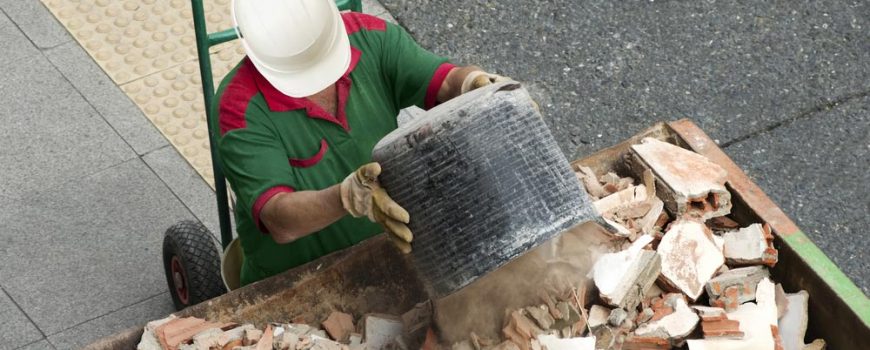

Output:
xmin=0 ymin=1 xmax=393 ymax=349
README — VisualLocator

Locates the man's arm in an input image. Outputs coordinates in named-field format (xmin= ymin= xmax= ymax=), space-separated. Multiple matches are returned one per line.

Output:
xmin=436 ymin=65 xmax=481 ymax=103
xmin=259 ymin=186 xmax=345 ymax=244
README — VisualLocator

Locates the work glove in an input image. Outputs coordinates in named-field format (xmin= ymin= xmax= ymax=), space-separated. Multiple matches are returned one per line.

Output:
xmin=340 ymin=163 xmax=413 ymax=253
xmin=460 ymin=70 xmax=541 ymax=112
xmin=460 ymin=70 xmax=512 ymax=94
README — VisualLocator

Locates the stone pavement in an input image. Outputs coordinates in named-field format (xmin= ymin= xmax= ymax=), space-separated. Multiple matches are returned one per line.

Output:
xmin=0 ymin=0 xmax=865 ymax=349
xmin=0 ymin=1 xmax=392 ymax=349
xmin=381 ymin=0 xmax=869 ymax=294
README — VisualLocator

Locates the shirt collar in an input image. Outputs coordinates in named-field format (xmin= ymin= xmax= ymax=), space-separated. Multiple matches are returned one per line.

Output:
xmin=250 ymin=46 xmax=362 ymax=114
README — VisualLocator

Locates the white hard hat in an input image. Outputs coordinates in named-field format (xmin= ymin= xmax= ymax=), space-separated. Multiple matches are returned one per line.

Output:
xmin=232 ymin=0 xmax=350 ymax=98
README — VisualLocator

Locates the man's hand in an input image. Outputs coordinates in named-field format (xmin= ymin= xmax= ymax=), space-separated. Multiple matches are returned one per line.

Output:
xmin=340 ymin=163 xmax=413 ymax=253
xmin=460 ymin=71 xmax=512 ymax=94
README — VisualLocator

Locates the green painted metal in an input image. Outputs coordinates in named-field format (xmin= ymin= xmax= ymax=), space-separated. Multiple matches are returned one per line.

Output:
xmin=780 ymin=231 xmax=870 ymax=325
xmin=190 ymin=0 xmax=363 ymax=248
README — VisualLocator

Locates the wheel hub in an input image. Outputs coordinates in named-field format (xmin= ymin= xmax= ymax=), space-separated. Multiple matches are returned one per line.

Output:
xmin=170 ymin=256 xmax=190 ymax=305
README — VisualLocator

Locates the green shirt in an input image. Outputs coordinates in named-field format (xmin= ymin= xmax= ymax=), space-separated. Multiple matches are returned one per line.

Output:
xmin=213 ymin=12 xmax=453 ymax=286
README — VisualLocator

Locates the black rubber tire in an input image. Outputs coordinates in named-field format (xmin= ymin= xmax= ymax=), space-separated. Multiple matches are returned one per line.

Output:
xmin=162 ymin=220 xmax=226 ymax=310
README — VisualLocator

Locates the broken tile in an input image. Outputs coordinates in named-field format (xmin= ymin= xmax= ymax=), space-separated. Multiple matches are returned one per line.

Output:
xmin=322 ymin=311 xmax=355 ymax=343
xmin=587 ymin=305 xmax=610 ymax=329
xmin=608 ymin=309 xmax=628 ymax=327
xmin=256 ymin=325 xmax=273 ymax=350
xmin=525 ymin=306 xmax=556 ymax=330
xmin=779 ymin=291 xmax=809 ymax=350
xmin=592 ymin=235 xmax=661 ymax=309
xmin=723 ymin=224 xmax=778 ymax=266
xmin=705 ymin=266 xmax=770 ymax=311
xmin=536 ymin=334 xmax=596 ymax=350
xmin=688 ymin=278 xmax=779 ymax=349
xmin=490 ymin=340 xmax=522 ymax=350
xmin=629 ymin=138 xmax=731 ymax=220
xmin=503 ymin=310 xmax=544 ymax=350
xmin=803 ymin=339 xmax=826 ymax=350
xmin=657 ymin=219 xmax=724 ymax=300
xmin=364 ymin=314 xmax=403 ymax=350
xmin=635 ymin=295 xmax=699 ymax=346
xmin=622 ymin=335 xmax=671 ymax=350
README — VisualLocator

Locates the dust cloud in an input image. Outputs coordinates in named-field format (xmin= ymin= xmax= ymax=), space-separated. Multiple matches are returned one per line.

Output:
xmin=433 ymin=221 xmax=620 ymax=343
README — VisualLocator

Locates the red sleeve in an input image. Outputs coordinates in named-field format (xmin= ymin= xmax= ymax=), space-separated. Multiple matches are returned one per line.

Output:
xmin=425 ymin=63 xmax=456 ymax=109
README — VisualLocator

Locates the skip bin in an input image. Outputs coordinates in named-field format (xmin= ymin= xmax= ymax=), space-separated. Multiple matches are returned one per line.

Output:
xmin=84 ymin=120 xmax=869 ymax=350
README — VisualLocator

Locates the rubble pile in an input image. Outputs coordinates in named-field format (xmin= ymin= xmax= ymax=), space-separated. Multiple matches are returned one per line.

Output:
xmin=137 ymin=312 xmax=410 ymax=350
xmin=137 ymin=138 xmax=826 ymax=350
xmin=449 ymin=138 xmax=825 ymax=350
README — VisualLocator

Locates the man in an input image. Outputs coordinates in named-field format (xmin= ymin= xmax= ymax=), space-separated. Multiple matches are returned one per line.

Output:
xmin=216 ymin=0 xmax=510 ymax=286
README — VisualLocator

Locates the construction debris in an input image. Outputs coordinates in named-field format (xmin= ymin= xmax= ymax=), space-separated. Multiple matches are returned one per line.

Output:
xmin=634 ymin=294 xmax=699 ymax=346
xmin=628 ymin=138 xmax=732 ymax=220
xmin=592 ymin=235 xmax=661 ymax=309
xmin=779 ymin=291 xmax=810 ymax=350
xmin=657 ymin=219 xmax=724 ymax=300
xmin=723 ymin=223 xmax=778 ymax=266
xmin=363 ymin=314 xmax=404 ymax=350
xmin=536 ymin=334 xmax=596 ymax=350
xmin=705 ymin=266 xmax=770 ymax=311
xmin=322 ymin=311 xmax=355 ymax=343
xmin=138 ymin=138 xmax=829 ymax=350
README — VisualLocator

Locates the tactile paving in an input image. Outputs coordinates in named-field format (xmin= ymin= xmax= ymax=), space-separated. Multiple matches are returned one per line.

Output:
xmin=122 ymin=44 xmax=246 ymax=187
xmin=42 ymin=0 xmax=235 ymax=84
xmin=41 ymin=0 xmax=244 ymax=187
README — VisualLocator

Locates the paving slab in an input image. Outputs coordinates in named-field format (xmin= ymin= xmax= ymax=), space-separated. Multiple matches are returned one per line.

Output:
xmin=0 ymin=288 xmax=43 ymax=350
xmin=0 ymin=159 xmax=195 ymax=335
xmin=13 ymin=339 xmax=55 ymax=350
xmin=724 ymin=95 xmax=870 ymax=294
xmin=0 ymin=7 xmax=40 ymax=66
xmin=143 ymin=145 xmax=220 ymax=236
xmin=381 ymin=0 xmax=870 ymax=157
xmin=0 ymin=53 xmax=135 ymax=200
xmin=0 ymin=0 xmax=70 ymax=49
xmin=44 ymin=41 xmax=168 ymax=156
xmin=47 ymin=293 xmax=174 ymax=350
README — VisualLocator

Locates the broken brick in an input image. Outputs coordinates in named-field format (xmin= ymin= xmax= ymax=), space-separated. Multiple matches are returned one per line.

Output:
xmin=705 ymin=266 xmax=770 ymax=311
xmin=322 ymin=311 xmax=355 ymax=343
xmin=635 ymin=294 xmax=699 ymax=346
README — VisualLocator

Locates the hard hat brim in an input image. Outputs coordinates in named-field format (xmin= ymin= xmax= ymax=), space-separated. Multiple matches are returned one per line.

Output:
xmin=243 ymin=5 xmax=351 ymax=98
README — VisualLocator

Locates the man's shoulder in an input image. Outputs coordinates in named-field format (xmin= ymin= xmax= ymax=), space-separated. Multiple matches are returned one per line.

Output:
xmin=216 ymin=60 xmax=265 ymax=136
xmin=341 ymin=12 xmax=388 ymax=36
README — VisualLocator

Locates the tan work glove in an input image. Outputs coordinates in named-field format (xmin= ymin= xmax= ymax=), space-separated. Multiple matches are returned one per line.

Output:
xmin=460 ymin=70 xmax=512 ymax=94
xmin=340 ymin=163 xmax=413 ymax=253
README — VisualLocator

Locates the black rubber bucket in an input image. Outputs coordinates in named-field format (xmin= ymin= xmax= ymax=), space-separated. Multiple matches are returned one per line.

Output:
xmin=372 ymin=82 xmax=596 ymax=297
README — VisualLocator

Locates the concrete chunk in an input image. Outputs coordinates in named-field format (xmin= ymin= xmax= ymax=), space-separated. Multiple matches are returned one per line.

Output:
xmin=634 ymin=296 xmax=699 ymax=345
xmin=705 ymin=266 xmax=770 ymax=311
xmin=779 ymin=291 xmax=809 ymax=350
xmin=587 ymin=305 xmax=611 ymax=330
xmin=723 ymin=224 xmax=778 ymax=266
xmin=629 ymin=138 xmax=731 ymax=220
xmin=657 ymin=219 xmax=724 ymax=300
xmin=364 ymin=314 xmax=403 ymax=350
xmin=592 ymin=235 xmax=661 ymax=309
